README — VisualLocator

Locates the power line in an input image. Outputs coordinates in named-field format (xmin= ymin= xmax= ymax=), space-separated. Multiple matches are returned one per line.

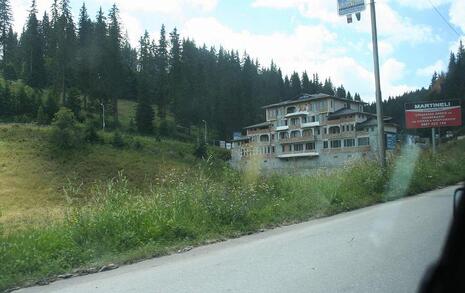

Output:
xmin=428 ymin=0 xmax=461 ymax=37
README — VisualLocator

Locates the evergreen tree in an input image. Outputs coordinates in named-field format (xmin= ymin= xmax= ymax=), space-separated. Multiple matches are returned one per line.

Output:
xmin=3 ymin=26 xmax=18 ymax=79
xmin=21 ymin=0 xmax=46 ymax=88
xmin=76 ymin=2 xmax=92 ymax=107
xmin=155 ymin=24 xmax=169 ymax=119
xmin=0 ymin=0 xmax=12 ymax=65
xmin=346 ymin=91 xmax=353 ymax=101
xmin=106 ymin=4 xmax=123 ymax=123
xmin=301 ymin=71 xmax=311 ymax=93
xmin=289 ymin=71 xmax=301 ymax=98
xmin=336 ymin=85 xmax=346 ymax=99
xmin=37 ymin=104 xmax=48 ymax=124
xmin=322 ymin=78 xmax=335 ymax=95
xmin=169 ymin=27 xmax=182 ymax=119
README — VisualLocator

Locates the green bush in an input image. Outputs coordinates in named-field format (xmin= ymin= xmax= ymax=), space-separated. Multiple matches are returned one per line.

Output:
xmin=194 ymin=142 xmax=208 ymax=159
xmin=50 ymin=108 xmax=84 ymax=149
xmin=84 ymin=121 xmax=101 ymax=144
xmin=111 ymin=131 xmax=125 ymax=148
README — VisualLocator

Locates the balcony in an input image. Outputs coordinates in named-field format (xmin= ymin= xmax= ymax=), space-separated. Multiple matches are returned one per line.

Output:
xmin=322 ymin=132 xmax=356 ymax=140
xmin=247 ymin=128 xmax=271 ymax=135
xmin=279 ymin=136 xmax=315 ymax=143
xmin=276 ymin=126 xmax=289 ymax=131
xmin=301 ymin=121 xmax=320 ymax=128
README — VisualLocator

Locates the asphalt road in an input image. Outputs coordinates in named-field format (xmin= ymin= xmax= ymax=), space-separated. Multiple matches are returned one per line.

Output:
xmin=19 ymin=185 xmax=459 ymax=293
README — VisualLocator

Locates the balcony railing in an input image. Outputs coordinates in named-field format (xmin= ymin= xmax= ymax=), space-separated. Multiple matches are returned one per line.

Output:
xmin=301 ymin=121 xmax=320 ymax=128
xmin=322 ymin=132 xmax=356 ymax=139
xmin=279 ymin=136 xmax=315 ymax=143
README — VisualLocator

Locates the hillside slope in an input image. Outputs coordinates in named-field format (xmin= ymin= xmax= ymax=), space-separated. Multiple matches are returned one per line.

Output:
xmin=0 ymin=124 xmax=205 ymax=224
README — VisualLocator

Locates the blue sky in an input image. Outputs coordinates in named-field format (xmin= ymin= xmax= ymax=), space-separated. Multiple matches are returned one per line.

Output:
xmin=13 ymin=0 xmax=465 ymax=102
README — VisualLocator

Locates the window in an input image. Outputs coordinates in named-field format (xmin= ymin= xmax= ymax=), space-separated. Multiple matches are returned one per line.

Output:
xmin=323 ymin=141 xmax=329 ymax=149
xmin=291 ymin=118 xmax=299 ymax=126
xmin=358 ymin=137 xmax=370 ymax=146
xmin=291 ymin=131 xmax=301 ymax=138
xmin=280 ymin=132 xmax=289 ymax=140
xmin=294 ymin=144 xmax=304 ymax=151
xmin=317 ymin=128 xmax=321 ymax=135
xmin=281 ymin=145 xmax=285 ymax=152
xmin=351 ymin=125 xmax=354 ymax=131
xmin=271 ymin=134 xmax=275 ymax=141
xmin=305 ymin=143 xmax=315 ymax=150
xmin=272 ymin=146 xmax=275 ymax=153
xmin=287 ymin=106 xmax=296 ymax=114
xmin=329 ymin=126 xmax=340 ymax=134
xmin=324 ymin=128 xmax=327 ymax=134
xmin=344 ymin=139 xmax=355 ymax=147
xmin=260 ymin=135 xmax=269 ymax=142
xmin=302 ymin=116 xmax=307 ymax=123
xmin=302 ymin=130 xmax=312 ymax=137
xmin=331 ymin=140 xmax=341 ymax=148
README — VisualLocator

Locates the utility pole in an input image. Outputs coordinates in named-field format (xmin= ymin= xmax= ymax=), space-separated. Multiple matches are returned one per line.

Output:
xmin=101 ymin=102 xmax=106 ymax=131
xmin=369 ymin=0 xmax=386 ymax=167
xmin=432 ymin=128 xmax=436 ymax=154
xmin=202 ymin=120 xmax=207 ymax=144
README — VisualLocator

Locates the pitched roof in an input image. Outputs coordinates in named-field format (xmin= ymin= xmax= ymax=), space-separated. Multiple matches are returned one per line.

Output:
xmin=243 ymin=121 xmax=271 ymax=130
xmin=262 ymin=93 xmax=366 ymax=109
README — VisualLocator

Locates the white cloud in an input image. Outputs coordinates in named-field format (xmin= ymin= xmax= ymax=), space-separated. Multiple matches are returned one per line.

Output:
xmin=252 ymin=0 xmax=341 ymax=24
xmin=252 ymin=0 xmax=438 ymax=46
xmin=12 ymin=0 xmax=52 ymax=33
xmin=416 ymin=60 xmax=446 ymax=77
xmin=120 ymin=12 xmax=144 ymax=47
xmin=396 ymin=0 xmax=451 ymax=10
xmin=449 ymin=0 xmax=465 ymax=33
xmin=102 ymin=0 xmax=218 ymax=14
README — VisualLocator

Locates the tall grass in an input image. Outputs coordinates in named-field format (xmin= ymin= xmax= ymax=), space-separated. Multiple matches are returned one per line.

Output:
xmin=1 ymin=140 xmax=465 ymax=290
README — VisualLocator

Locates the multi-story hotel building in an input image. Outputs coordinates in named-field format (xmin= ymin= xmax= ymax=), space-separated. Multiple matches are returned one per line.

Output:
xmin=231 ymin=93 xmax=398 ymax=170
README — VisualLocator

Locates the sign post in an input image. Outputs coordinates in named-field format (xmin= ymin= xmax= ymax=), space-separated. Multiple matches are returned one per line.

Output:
xmin=338 ymin=0 xmax=386 ymax=167
xmin=405 ymin=100 xmax=462 ymax=154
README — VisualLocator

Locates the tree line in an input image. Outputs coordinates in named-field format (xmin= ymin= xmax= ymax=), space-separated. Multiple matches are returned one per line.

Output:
xmin=0 ymin=0 xmax=362 ymax=139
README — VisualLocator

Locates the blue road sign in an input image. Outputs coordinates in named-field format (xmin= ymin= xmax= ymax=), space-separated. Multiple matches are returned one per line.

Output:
xmin=338 ymin=0 xmax=366 ymax=16
xmin=385 ymin=133 xmax=397 ymax=150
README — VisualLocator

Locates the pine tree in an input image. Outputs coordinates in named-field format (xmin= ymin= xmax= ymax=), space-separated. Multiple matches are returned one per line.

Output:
xmin=44 ymin=91 xmax=59 ymax=123
xmin=301 ymin=71 xmax=310 ymax=93
xmin=37 ymin=104 xmax=48 ymax=124
xmin=54 ymin=0 xmax=76 ymax=102
xmin=346 ymin=91 xmax=353 ymax=101
xmin=106 ymin=4 xmax=123 ymax=123
xmin=155 ymin=24 xmax=169 ymax=119
xmin=76 ymin=2 xmax=92 ymax=107
xmin=169 ymin=27 xmax=182 ymax=119
xmin=21 ymin=0 xmax=46 ymax=88
xmin=0 ymin=0 xmax=12 ymax=65
xmin=289 ymin=72 xmax=301 ymax=98
xmin=322 ymin=78 xmax=335 ymax=95
xmin=336 ymin=85 xmax=346 ymax=99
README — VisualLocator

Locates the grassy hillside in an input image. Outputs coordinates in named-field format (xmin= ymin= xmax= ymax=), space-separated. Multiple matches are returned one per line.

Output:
xmin=1 ymin=124 xmax=464 ymax=291
xmin=0 ymin=124 xmax=206 ymax=225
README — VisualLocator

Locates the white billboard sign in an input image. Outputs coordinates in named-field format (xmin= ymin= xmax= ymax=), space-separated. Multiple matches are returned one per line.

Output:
xmin=338 ymin=0 xmax=366 ymax=16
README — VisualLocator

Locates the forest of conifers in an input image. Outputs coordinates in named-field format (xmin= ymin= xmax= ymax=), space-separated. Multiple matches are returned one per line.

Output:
xmin=0 ymin=0 xmax=463 ymax=139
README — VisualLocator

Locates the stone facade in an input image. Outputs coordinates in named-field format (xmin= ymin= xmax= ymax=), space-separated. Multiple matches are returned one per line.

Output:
xmin=231 ymin=93 xmax=398 ymax=171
